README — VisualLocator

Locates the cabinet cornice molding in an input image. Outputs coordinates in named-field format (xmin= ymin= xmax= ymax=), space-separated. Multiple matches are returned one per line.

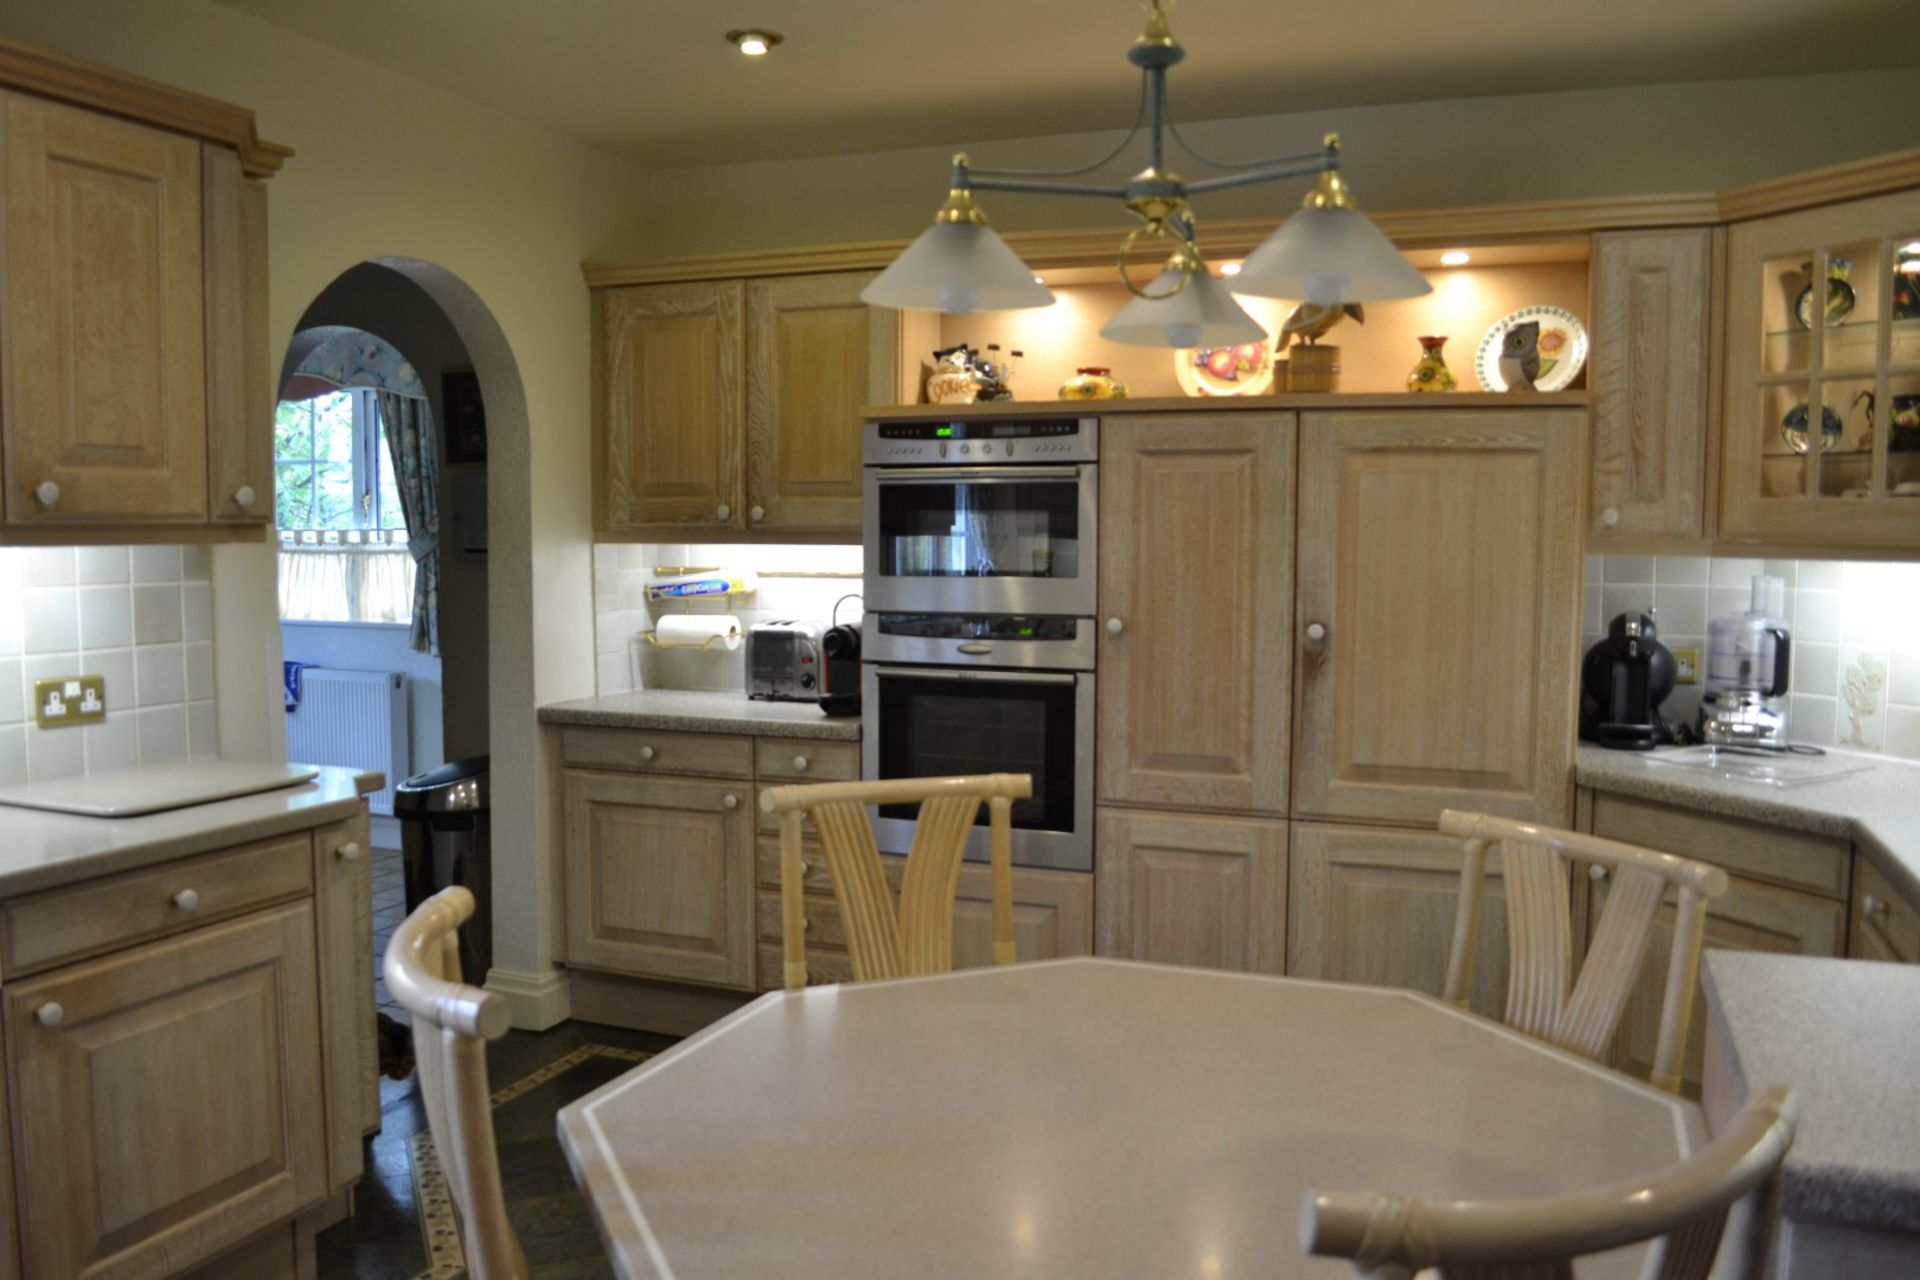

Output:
xmin=0 ymin=33 xmax=292 ymax=177
xmin=1716 ymin=145 xmax=1920 ymax=223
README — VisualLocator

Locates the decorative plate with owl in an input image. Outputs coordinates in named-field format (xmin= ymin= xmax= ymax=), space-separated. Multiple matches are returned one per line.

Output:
xmin=1476 ymin=306 xmax=1587 ymax=393
xmin=1174 ymin=329 xmax=1278 ymax=397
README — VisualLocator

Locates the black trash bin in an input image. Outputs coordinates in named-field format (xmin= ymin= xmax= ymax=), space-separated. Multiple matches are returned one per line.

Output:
xmin=394 ymin=756 xmax=491 ymax=982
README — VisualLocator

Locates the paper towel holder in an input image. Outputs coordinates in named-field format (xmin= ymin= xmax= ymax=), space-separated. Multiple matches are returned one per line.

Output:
xmin=642 ymin=626 xmax=740 ymax=651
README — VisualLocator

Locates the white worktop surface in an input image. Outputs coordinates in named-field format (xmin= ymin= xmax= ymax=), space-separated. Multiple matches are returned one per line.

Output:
xmin=559 ymin=958 xmax=1702 ymax=1280
xmin=1576 ymin=744 xmax=1920 ymax=903
xmin=0 ymin=761 xmax=381 ymax=897
xmin=1703 ymin=951 xmax=1920 ymax=1233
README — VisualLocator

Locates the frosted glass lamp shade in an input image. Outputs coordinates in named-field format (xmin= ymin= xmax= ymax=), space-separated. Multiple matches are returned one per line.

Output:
xmin=860 ymin=221 xmax=1054 ymax=313
xmin=1099 ymin=266 xmax=1267 ymax=349
xmin=1234 ymin=206 xmax=1432 ymax=306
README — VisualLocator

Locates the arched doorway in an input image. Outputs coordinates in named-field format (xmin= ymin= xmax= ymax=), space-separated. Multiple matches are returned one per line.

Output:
xmin=268 ymin=257 xmax=542 ymax=1012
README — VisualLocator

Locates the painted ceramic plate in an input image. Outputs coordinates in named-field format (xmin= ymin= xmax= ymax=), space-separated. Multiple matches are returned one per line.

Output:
xmin=1175 ymin=329 xmax=1277 ymax=397
xmin=1476 ymin=305 xmax=1588 ymax=393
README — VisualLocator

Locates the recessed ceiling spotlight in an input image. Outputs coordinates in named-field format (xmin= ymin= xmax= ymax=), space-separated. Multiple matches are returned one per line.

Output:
xmin=726 ymin=29 xmax=782 ymax=56
xmin=1219 ymin=261 xmax=1243 ymax=276
xmin=1439 ymin=250 xmax=1470 ymax=267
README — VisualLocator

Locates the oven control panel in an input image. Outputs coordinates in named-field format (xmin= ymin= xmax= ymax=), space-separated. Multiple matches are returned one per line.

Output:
xmin=863 ymin=416 xmax=1098 ymax=466
xmin=876 ymin=614 xmax=1080 ymax=641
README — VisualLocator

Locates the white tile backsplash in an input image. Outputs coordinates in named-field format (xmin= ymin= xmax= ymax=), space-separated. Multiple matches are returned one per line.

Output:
xmin=1591 ymin=554 xmax=1920 ymax=762
xmin=0 ymin=547 xmax=219 ymax=781
xmin=593 ymin=543 xmax=863 ymax=695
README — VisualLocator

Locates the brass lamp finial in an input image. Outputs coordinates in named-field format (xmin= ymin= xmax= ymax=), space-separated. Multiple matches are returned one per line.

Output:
xmin=935 ymin=185 xmax=988 ymax=226
xmin=1303 ymin=136 xmax=1356 ymax=210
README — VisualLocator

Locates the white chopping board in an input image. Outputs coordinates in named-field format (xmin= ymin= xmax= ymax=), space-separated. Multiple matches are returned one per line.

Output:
xmin=0 ymin=761 xmax=320 ymax=817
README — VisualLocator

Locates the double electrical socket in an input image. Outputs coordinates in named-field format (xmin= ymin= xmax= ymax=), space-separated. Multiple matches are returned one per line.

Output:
xmin=34 ymin=676 xmax=107 ymax=728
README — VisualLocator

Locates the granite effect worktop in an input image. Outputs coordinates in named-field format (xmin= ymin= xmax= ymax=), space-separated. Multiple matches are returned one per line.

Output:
xmin=539 ymin=689 xmax=861 ymax=741
xmin=1702 ymin=951 xmax=1920 ymax=1233
xmin=0 ymin=762 xmax=381 ymax=897
xmin=1575 ymin=744 xmax=1920 ymax=903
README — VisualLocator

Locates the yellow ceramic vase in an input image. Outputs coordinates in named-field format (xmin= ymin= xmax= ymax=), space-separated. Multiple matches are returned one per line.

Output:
xmin=1407 ymin=335 xmax=1457 ymax=393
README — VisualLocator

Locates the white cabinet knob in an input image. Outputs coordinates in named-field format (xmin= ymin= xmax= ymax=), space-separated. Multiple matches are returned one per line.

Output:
xmin=792 ymin=755 xmax=809 ymax=773
xmin=233 ymin=484 xmax=257 ymax=510
xmin=750 ymin=504 xmax=765 ymax=523
xmin=34 ymin=480 xmax=59 ymax=509
xmin=1589 ymin=864 xmax=1609 ymax=882
xmin=723 ymin=793 xmax=739 ymax=810
xmin=1105 ymin=617 xmax=1124 ymax=636
xmin=1601 ymin=506 xmax=1620 ymax=527
xmin=172 ymin=888 xmax=200 ymax=911
xmin=1305 ymin=622 xmax=1327 ymax=647
xmin=335 ymin=841 xmax=362 ymax=862
xmin=714 ymin=503 xmax=731 ymax=521
xmin=35 ymin=1002 xmax=63 ymax=1028
xmin=639 ymin=745 xmax=656 ymax=762
xmin=1864 ymin=894 xmax=1886 ymax=918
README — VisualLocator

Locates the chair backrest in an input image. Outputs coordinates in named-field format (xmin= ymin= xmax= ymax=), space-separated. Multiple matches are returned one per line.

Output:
xmin=759 ymin=773 xmax=1033 ymax=990
xmin=1303 ymin=1087 xmax=1797 ymax=1280
xmin=382 ymin=885 xmax=527 ymax=1280
xmin=1438 ymin=809 xmax=1729 ymax=1093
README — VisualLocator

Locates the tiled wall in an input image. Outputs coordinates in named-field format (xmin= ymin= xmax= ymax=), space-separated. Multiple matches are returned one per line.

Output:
xmin=1583 ymin=555 xmax=1920 ymax=758
xmin=593 ymin=543 xmax=864 ymax=694
xmin=0 ymin=546 xmax=218 ymax=785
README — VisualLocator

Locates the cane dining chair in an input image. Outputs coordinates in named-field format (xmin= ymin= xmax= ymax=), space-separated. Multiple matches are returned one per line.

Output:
xmin=383 ymin=885 xmax=528 ymax=1280
xmin=1438 ymin=809 xmax=1729 ymax=1094
xmin=759 ymin=772 xmax=1033 ymax=990
xmin=1303 ymin=1087 xmax=1798 ymax=1280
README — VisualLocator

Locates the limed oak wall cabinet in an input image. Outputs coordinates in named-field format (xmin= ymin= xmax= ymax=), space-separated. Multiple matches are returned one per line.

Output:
xmin=1720 ymin=187 xmax=1920 ymax=551
xmin=0 ymin=37 xmax=286 ymax=544
xmin=1586 ymin=228 xmax=1719 ymax=548
xmin=0 ymin=771 xmax=375 ymax=1280
xmin=592 ymin=271 xmax=906 ymax=541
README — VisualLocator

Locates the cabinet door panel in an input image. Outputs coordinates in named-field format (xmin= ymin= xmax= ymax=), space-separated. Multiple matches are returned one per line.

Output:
xmin=5 ymin=904 xmax=325 ymax=1280
xmin=594 ymin=280 xmax=744 ymax=532
xmin=1095 ymin=809 xmax=1287 ymax=974
xmin=313 ymin=813 xmax=374 ymax=1188
xmin=1294 ymin=410 xmax=1581 ymax=825
xmin=746 ymin=272 xmax=895 ymax=535
xmin=1851 ymin=856 xmax=1919 ymax=963
xmin=1593 ymin=872 xmax=1843 ymax=1094
xmin=4 ymin=92 xmax=207 ymax=523
xmin=563 ymin=769 xmax=754 ymax=988
xmin=202 ymin=143 xmax=272 ymax=525
xmin=1589 ymin=229 xmax=1712 ymax=543
xmin=1288 ymin=823 xmax=1513 ymax=1020
xmin=1099 ymin=413 xmax=1293 ymax=813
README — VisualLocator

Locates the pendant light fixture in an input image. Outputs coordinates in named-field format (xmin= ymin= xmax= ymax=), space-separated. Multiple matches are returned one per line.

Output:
xmin=862 ymin=0 xmax=1431 ymax=345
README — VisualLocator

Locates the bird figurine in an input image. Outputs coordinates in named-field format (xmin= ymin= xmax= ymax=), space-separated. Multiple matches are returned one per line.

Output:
xmin=1497 ymin=320 xmax=1541 ymax=391
xmin=1278 ymin=301 xmax=1364 ymax=350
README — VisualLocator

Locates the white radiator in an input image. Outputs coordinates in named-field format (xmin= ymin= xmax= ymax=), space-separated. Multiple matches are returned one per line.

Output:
xmin=286 ymin=668 xmax=410 ymax=815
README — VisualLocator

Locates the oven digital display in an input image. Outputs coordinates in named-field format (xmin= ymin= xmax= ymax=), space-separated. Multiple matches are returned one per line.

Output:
xmin=877 ymin=420 xmax=1081 ymax=441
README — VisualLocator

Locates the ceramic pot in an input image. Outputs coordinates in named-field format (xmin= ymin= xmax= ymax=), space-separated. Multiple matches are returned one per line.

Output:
xmin=1406 ymin=335 xmax=1457 ymax=393
xmin=1058 ymin=367 xmax=1127 ymax=400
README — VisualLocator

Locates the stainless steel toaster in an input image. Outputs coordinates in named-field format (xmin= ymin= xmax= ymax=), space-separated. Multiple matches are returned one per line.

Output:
xmin=746 ymin=620 xmax=824 ymax=701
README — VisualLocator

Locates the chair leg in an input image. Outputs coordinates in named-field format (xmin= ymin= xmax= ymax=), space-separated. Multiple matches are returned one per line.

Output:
xmin=780 ymin=811 xmax=808 ymax=991
xmin=990 ymin=795 xmax=1014 ymax=966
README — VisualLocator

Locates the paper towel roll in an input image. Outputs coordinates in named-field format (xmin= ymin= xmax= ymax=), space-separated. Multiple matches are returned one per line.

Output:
xmin=653 ymin=615 xmax=742 ymax=651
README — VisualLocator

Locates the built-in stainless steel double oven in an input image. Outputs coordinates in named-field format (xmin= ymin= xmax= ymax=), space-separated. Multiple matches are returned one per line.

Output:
xmin=861 ymin=415 xmax=1097 ymax=872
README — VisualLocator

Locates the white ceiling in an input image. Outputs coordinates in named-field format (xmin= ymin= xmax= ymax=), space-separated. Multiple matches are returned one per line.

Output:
xmin=212 ymin=0 xmax=1920 ymax=169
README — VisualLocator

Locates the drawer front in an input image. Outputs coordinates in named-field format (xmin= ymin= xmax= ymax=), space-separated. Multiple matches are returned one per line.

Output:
xmin=754 ymin=738 xmax=860 ymax=783
xmin=756 ymin=835 xmax=834 ymax=892
xmin=758 ymin=888 xmax=849 ymax=950
xmin=1854 ymin=856 xmax=1919 ymax=963
xmin=1 ymin=832 xmax=313 ymax=978
xmin=561 ymin=727 xmax=753 ymax=779
xmin=757 ymin=942 xmax=854 ymax=990
xmin=1588 ymin=791 xmax=1849 ymax=899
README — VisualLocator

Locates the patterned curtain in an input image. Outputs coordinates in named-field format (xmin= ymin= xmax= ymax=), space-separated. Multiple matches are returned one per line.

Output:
xmin=377 ymin=391 xmax=440 ymax=655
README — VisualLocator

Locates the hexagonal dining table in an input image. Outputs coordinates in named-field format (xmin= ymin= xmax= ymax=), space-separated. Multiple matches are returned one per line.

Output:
xmin=558 ymin=958 xmax=1704 ymax=1280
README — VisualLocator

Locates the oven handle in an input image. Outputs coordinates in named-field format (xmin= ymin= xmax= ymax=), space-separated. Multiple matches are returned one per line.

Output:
xmin=871 ymin=465 xmax=1082 ymax=485
xmin=869 ymin=665 xmax=1079 ymax=686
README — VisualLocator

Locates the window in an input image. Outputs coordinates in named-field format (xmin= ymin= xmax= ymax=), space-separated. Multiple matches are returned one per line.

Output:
xmin=274 ymin=389 xmax=405 ymax=533
xmin=275 ymin=387 xmax=415 ymax=625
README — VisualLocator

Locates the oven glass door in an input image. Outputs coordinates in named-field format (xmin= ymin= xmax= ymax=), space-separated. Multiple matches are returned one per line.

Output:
xmin=865 ymin=665 xmax=1092 ymax=870
xmin=864 ymin=466 xmax=1096 ymax=615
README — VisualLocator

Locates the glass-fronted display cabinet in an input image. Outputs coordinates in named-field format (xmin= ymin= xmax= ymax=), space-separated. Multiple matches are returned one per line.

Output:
xmin=1722 ymin=188 xmax=1920 ymax=548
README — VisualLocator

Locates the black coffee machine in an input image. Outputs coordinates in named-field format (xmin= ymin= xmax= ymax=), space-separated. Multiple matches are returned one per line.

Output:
xmin=818 ymin=622 xmax=861 ymax=717
xmin=1580 ymin=611 xmax=1679 ymax=750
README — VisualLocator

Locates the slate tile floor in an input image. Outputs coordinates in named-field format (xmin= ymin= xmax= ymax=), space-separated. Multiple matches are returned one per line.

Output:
xmin=317 ymin=1019 xmax=678 ymax=1278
